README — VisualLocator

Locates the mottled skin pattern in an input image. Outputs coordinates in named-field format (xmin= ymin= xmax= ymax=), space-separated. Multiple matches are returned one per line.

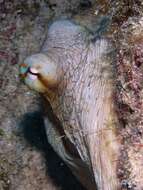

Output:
xmin=20 ymin=20 xmax=120 ymax=190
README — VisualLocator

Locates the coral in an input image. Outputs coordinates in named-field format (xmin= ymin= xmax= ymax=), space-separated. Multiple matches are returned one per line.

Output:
xmin=115 ymin=17 xmax=143 ymax=190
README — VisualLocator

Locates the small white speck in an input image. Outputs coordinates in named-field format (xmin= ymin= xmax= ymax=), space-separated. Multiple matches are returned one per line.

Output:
xmin=28 ymin=73 xmax=37 ymax=80
xmin=30 ymin=67 xmax=38 ymax=74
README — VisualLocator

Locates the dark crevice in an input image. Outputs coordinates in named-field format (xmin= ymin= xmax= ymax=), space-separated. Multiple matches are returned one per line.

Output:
xmin=19 ymin=110 xmax=86 ymax=190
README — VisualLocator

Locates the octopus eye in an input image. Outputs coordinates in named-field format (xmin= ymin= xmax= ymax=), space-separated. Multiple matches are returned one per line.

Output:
xmin=27 ymin=67 xmax=39 ymax=80
xmin=28 ymin=67 xmax=39 ymax=76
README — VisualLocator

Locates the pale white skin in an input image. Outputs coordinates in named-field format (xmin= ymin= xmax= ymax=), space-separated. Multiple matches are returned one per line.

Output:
xmin=21 ymin=20 xmax=120 ymax=190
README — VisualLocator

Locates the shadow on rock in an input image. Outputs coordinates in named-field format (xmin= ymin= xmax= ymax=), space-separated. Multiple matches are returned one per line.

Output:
xmin=19 ymin=111 xmax=86 ymax=190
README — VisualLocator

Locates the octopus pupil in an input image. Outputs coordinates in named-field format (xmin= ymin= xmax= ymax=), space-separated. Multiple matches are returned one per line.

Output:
xmin=28 ymin=68 xmax=38 ymax=76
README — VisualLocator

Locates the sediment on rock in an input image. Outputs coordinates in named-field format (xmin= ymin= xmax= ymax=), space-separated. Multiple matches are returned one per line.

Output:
xmin=115 ymin=17 xmax=143 ymax=190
